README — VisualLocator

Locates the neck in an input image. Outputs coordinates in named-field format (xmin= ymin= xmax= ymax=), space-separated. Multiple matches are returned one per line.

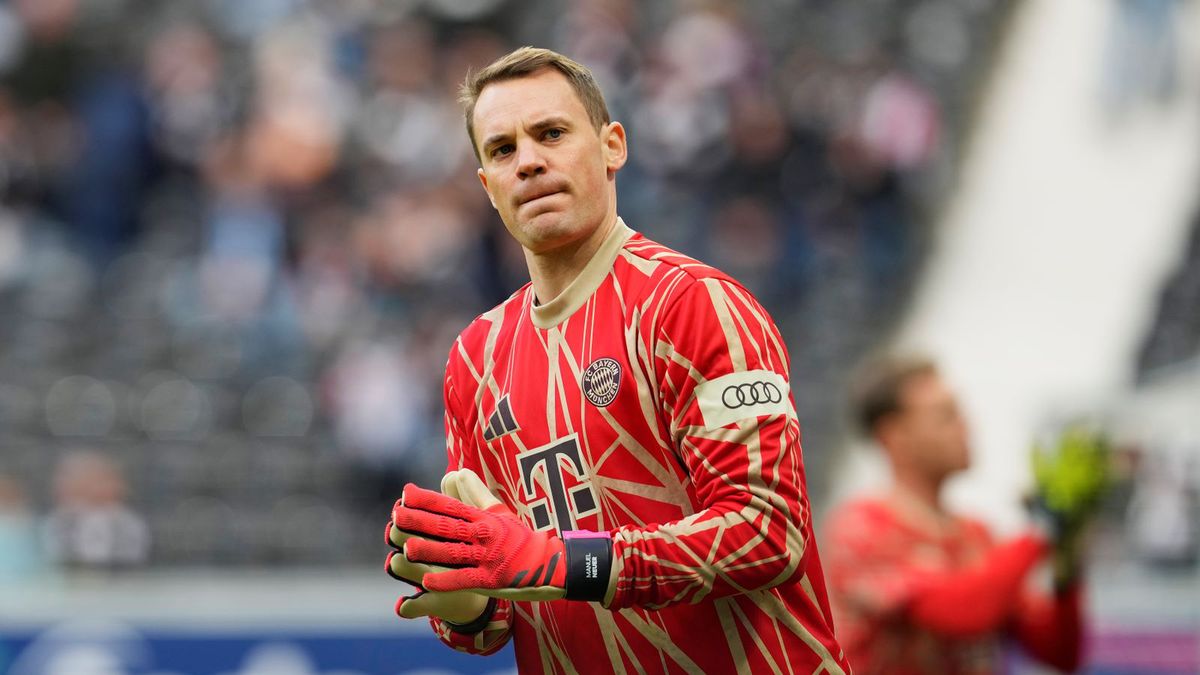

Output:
xmin=526 ymin=211 xmax=618 ymax=305
xmin=891 ymin=463 xmax=945 ymax=515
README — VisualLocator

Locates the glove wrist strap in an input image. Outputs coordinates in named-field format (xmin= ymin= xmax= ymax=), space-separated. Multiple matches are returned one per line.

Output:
xmin=444 ymin=597 xmax=497 ymax=635
xmin=562 ymin=530 xmax=612 ymax=602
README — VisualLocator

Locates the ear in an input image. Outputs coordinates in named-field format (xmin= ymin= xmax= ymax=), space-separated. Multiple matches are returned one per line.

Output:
xmin=601 ymin=121 xmax=628 ymax=175
xmin=477 ymin=167 xmax=497 ymax=210
xmin=875 ymin=415 xmax=905 ymax=454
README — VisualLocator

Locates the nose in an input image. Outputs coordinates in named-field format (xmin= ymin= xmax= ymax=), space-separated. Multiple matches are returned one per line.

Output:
xmin=516 ymin=140 xmax=547 ymax=179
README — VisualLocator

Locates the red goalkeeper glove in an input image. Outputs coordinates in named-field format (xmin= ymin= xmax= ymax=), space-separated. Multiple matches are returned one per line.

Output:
xmin=392 ymin=472 xmax=612 ymax=602
xmin=385 ymin=521 xmax=496 ymax=625
xmin=385 ymin=469 xmax=504 ymax=627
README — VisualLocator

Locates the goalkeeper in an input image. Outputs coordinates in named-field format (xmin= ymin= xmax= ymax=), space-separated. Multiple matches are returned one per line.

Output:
xmin=823 ymin=355 xmax=1109 ymax=675
xmin=382 ymin=46 xmax=848 ymax=675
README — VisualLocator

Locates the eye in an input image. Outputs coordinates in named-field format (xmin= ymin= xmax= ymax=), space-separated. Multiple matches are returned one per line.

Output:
xmin=491 ymin=143 xmax=514 ymax=158
xmin=544 ymin=128 xmax=563 ymax=140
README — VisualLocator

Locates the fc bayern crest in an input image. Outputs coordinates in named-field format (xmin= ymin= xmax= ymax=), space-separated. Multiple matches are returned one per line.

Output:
xmin=582 ymin=357 xmax=621 ymax=407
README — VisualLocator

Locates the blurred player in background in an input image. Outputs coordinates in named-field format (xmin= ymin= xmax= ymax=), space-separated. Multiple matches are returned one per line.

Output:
xmin=383 ymin=47 xmax=850 ymax=674
xmin=824 ymin=355 xmax=1108 ymax=674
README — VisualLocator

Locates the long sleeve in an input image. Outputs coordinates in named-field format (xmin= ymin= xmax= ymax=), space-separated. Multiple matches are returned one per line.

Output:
xmin=825 ymin=498 xmax=1059 ymax=673
xmin=416 ymin=233 xmax=849 ymax=673
xmin=606 ymin=278 xmax=813 ymax=610
xmin=1012 ymin=583 xmax=1084 ymax=672
xmin=906 ymin=534 xmax=1046 ymax=637
xmin=826 ymin=493 xmax=1049 ymax=639
xmin=429 ymin=358 xmax=515 ymax=656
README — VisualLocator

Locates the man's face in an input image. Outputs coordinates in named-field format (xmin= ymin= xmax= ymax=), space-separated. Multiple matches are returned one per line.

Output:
xmin=885 ymin=372 xmax=971 ymax=481
xmin=472 ymin=68 xmax=626 ymax=254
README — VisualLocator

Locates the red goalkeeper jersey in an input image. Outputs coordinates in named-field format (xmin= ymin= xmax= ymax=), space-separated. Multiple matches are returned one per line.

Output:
xmin=823 ymin=493 xmax=1082 ymax=675
xmin=429 ymin=220 xmax=849 ymax=674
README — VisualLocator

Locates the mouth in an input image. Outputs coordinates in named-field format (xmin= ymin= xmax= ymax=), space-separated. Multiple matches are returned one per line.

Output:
xmin=519 ymin=186 xmax=565 ymax=207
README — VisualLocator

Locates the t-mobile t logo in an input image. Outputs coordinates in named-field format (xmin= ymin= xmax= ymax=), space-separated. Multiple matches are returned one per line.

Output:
xmin=516 ymin=434 xmax=598 ymax=533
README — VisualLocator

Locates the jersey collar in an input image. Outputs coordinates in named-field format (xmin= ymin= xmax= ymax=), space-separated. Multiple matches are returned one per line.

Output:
xmin=529 ymin=217 xmax=634 ymax=330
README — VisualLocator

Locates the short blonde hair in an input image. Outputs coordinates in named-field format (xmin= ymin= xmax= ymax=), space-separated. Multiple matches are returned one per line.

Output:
xmin=459 ymin=46 xmax=611 ymax=161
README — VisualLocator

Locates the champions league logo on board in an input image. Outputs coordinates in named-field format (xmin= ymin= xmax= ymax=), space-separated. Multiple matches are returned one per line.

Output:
xmin=582 ymin=357 xmax=621 ymax=407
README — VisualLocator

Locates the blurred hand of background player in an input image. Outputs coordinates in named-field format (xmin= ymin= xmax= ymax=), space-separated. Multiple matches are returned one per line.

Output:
xmin=385 ymin=470 xmax=497 ymax=625
xmin=1031 ymin=424 xmax=1113 ymax=589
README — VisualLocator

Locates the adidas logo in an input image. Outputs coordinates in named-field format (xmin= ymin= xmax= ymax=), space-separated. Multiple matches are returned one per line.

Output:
xmin=483 ymin=395 xmax=519 ymax=441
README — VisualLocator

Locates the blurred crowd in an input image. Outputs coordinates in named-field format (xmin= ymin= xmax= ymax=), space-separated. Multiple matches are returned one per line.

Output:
xmin=0 ymin=0 xmax=1008 ymax=568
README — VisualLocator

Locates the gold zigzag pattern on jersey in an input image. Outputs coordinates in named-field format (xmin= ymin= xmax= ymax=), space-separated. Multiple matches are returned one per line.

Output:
xmin=728 ymin=596 xmax=790 ymax=675
xmin=750 ymin=584 xmax=843 ymax=673
xmin=514 ymin=601 xmax=577 ymax=675
xmin=442 ymin=232 xmax=842 ymax=673
xmin=613 ymin=606 xmax=706 ymax=673
xmin=703 ymin=279 xmax=749 ymax=371
xmin=608 ymin=278 xmax=811 ymax=661
xmin=583 ymin=603 xmax=635 ymax=675
xmin=617 ymin=247 xmax=659 ymax=277
xmin=453 ymin=307 xmax=532 ymax=519
xmin=714 ymin=599 xmax=754 ymax=675
xmin=548 ymin=295 xmax=692 ymax=514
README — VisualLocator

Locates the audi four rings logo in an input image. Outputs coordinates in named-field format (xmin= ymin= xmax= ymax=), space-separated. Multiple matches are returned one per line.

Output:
xmin=722 ymin=381 xmax=783 ymax=409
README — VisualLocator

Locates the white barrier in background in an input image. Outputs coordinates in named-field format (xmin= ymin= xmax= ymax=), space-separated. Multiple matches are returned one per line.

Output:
xmin=833 ymin=0 xmax=1200 ymax=535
